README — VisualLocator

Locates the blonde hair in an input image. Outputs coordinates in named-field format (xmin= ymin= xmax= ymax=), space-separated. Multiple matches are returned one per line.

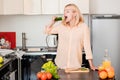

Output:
xmin=62 ymin=4 xmax=84 ymax=26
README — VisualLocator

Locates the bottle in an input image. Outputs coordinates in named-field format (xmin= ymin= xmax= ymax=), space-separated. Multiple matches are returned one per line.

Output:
xmin=102 ymin=49 xmax=111 ymax=68
xmin=55 ymin=17 xmax=62 ymax=21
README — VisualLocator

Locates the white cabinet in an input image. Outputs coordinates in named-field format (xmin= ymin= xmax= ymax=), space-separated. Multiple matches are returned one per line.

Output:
xmin=0 ymin=0 xmax=90 ymax=15
xmin=2 ymin=0 xmax=23 ymax=14
xmin=24 ymin=0 xmax=41 ymax=15
xmin=41 ymin=0 xmax=59 ymax=14
xmin=90 ymin=0 xmax=120 ymax=14
xmin=60 ymin=0 xmax=89 ymax=14
xmin=0 ymin=0 xmax=3 ymax=14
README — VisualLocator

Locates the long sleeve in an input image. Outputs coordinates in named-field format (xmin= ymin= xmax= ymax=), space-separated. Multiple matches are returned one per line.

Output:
xmin=83 ymin=24 xmax=93 ymax=59
xmin=45 ymin=24 xmax=60 ymax=34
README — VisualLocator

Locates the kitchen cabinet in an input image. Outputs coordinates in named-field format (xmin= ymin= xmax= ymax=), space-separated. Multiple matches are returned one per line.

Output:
xmin=1 ymin=0 xmax=23 ymax=14
xmin=90 ymin=0 xmax=120 ymax=14
xmin=0 ymin=0 xmax=89 ymax=15
xmin=0 ymin=0 xmax=3 ymax=14
xmin=60 ymin=0 xmax=89 ymax=14
xmin=24 ymin=0 xmax=41 ymax=15
xmin=41 ymin=0 xmax=59 ymax=14
xmin=24 ymin=0 xmax=59 ymax=15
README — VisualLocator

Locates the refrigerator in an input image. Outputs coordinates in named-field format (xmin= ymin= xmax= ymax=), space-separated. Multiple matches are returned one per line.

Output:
xmin=91 ymin=15 xmax=120 ymax=80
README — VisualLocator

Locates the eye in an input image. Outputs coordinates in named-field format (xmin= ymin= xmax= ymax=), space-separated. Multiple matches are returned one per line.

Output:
xmin=72 ymin=10 xmax=76 ymax=13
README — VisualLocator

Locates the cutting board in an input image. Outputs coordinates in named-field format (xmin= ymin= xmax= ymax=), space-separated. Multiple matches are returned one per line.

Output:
xmin=65 ymin=67 xmax=89 ymax=73
xmin=0 ymin=32 xmax=16 ymax=49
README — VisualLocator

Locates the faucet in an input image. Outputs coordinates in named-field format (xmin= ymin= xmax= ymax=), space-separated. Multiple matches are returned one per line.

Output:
xmin=22 ymin=32 xmax=27 ymax=51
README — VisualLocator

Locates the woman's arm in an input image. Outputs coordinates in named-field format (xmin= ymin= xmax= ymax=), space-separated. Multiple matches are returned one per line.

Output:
xmin=83 ymin=24 xmax=97 ymax=70
xmin=45 ymin=17 xmax=56 ymax=34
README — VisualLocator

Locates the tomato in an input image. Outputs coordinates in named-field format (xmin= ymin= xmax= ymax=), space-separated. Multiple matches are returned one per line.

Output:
xmin=41 ymin=72 xmax=47 ymax=80
xmin=46 ymin=72 xmax=52 ymax=79
xmin=37 ymin=72 xmax=43 ymax=79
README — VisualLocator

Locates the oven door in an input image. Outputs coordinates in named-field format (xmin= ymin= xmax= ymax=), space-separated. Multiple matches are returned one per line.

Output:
xmin=21 ymin=54 xmax=56 ymax=80
xmin=21 ymin=55 xmax=46 ymax=80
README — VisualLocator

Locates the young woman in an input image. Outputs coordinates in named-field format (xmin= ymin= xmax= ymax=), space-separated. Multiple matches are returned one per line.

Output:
xmin=45 ymin=4 xmax=97 ymax=70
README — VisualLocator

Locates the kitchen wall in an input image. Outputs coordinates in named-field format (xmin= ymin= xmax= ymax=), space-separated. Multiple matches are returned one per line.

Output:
xmin=0 ymin=15 xmax=89 ymax=47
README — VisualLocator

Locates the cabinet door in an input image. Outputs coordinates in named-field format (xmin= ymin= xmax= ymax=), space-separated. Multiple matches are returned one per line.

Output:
xmin=42 ymin=0 xmax=59 ymax=14
xmin=0 ymin=0 xmax=3 ymax=14
xmin=3 ymin=0 xmax=23 ymax=14
xmin=60 ymin=0 xmax=89 ymax=14
xmin=24 ymin=0 xmax=41 ymax=15
xmin=90 ymin=0 xmax=120 ymax=14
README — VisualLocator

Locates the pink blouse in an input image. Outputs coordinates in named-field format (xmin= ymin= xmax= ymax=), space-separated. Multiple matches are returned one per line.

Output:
xmin=46 ymin=23 xmax=93 ymax=69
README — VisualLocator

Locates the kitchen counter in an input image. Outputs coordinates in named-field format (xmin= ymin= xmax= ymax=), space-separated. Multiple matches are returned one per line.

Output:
xmin=19 ymin=47 xmax=57 ymax=56
xmin=24 ymin=51 xmax=57 ymax=56
xmin=58 ymin=69 xmax=115 ymax=80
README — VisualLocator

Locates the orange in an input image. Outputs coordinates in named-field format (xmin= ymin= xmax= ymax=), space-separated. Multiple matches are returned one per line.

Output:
xmin=105 ymin=66 xmax=114 ymax=72
xmin=99 ymin=70 xmax=108 ymax=79
xmin=108 ymin=71 xmax=115 ymax=78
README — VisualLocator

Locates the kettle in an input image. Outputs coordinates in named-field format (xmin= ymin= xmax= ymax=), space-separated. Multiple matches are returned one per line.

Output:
xmin=46 ymin=34 xmax=58 ymax=48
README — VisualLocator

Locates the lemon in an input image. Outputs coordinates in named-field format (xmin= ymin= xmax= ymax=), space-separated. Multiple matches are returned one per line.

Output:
xmin=0 ymin=63 xmax=3 ymax=67
xmin=0 ymin=56 xmax=4 ymax=64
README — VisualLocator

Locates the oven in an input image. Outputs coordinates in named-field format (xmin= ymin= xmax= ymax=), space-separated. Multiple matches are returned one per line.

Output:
xmin=0 ymin=56 xmax=19 ymax=80
xmin=21 ymin=54 xmax=56 ymax=80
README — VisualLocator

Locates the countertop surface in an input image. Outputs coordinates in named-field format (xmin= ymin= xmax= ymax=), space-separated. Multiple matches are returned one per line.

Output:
xmin=24 ymin=51 xmax=57 ymax=55
xmin=58 ymin=69 xmax=115 ymax=80
xmin=19 ymin=47 xmax=57 ymax=55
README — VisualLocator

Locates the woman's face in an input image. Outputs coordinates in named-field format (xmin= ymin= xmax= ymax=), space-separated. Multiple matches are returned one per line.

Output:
xmin=64 ymin=6 xmax=76 ymax=22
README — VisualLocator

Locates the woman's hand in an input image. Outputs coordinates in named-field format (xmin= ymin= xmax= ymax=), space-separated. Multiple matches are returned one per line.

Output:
xmin=51 ymin=16 xmax=57 ymax=24
xmin=88 ymin=59 xmax=98 ymax=71
xmin=90 ymin=65 xmax=98 ymax=71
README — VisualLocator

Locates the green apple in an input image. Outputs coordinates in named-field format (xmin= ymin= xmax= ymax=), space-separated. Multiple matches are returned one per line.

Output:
xmin=0 ymin=56 xmax=4 ymax=64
